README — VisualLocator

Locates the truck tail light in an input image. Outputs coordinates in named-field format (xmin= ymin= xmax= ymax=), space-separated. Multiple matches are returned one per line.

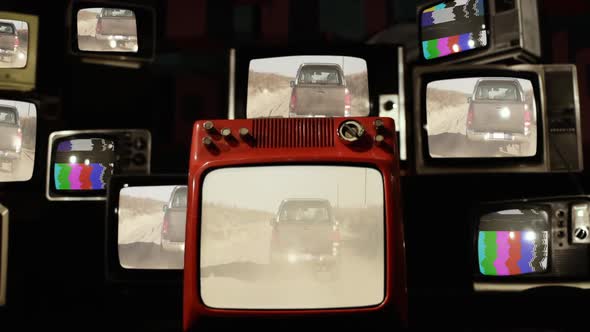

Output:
xmin=96 ymin=20 xmax=102 ymax=35
xmin=289 ymin=91 xmax=297 ymax=111
xmin=332 ymin=229 xmax=341 ymax=243
xmin=344 ymin=88 xmax=351 ymax=116
xmin=272 ymin=228 xmax=280 ymax=248
xmin=15 ymin=128 xmax=22 ymax=152
xmin=162 ymin=215 xmax=169 ymax=234
xmin=14 ymin=36 xmax=19 ymax=49
xmin=524 ymin=109 xmax=531 ymax=128
xmin=467 ymin=105 xmax=474 ymax=127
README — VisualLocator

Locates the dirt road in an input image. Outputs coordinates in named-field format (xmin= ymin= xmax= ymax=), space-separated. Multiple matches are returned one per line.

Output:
xmin=427 ymin=103 xmax=537 ymax=157
xmin=77 ymin=18 xmax=137 ymax=52
xmin=201 ymin=248 xmax=383 ymax=309
xmin=0 ymin=148 xmax=34 ymax=182
xmin=247 ymin=87 xmax=292 ymax=118
xmin=118 ymin=210 xmax=184 ymax=269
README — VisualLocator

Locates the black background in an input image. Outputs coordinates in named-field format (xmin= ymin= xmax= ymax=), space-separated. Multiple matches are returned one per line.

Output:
xmin=0 ymin=0 xmax=589 ymax=331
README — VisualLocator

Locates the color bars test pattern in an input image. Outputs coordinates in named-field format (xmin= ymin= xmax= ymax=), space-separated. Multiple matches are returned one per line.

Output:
xmin=421 ymin=0 xmax=487 ymax=60
xmin=54 ymin=139 xmax=114 ymax=190
xmin=478 ymin=231 xmax=548 ymax=276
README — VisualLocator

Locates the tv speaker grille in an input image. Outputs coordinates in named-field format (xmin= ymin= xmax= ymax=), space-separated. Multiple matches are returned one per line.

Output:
xmin=252 ymin=118 xmax=335 ymax=148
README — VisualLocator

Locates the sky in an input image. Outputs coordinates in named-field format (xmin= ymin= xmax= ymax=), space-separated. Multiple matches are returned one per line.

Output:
xmin=427 ymin=78 xmax=534 ymax=95
xmin=249 ymin=56 xmax=367 ymax=77
xmin=120 ymin=185 xmax=180 ymax=203
xmin=0 ymin=19 xmax=27 ymax=30
xmin=0 ymin=99 xmax=36 ymax=119
xmin=202 ymin=165 xmax=384 ymax=213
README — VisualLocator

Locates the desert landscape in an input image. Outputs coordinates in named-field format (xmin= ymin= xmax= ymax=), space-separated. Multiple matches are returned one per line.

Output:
xmin=246 ymin=70 xmax=370 ymax=118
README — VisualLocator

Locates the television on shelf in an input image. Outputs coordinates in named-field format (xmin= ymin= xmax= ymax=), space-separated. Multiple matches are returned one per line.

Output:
xmin=67 ymin=0 xmax=157 ymax=67
xmin=418 ymin=0 xmax=541 ymax=65
xmin=0 ymin=95 xmax=37 ymax=182
xmin=183 ymin=117 xmax=407 ymax=331
xmin=45 ymin=129 xmax=151 ymax=201
xmin=105 ymin=174 xmax=187 ymax=283
xmin=229 ymin=44 xmax=409 ymax=163
xmin=0 ymin=11 xmax=39 ymax=91
xmin=472 ymin=196 xmax=590 ymax=292
xmin=0 ymin=203 xmax=7 ymax=306
xmin=412 ymin=64 xmax=582 ymax=174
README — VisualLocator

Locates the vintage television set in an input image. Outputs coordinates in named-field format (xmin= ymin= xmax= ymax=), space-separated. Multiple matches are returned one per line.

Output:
xmin=418 ymin=0 xmax=540 ymax=64
xmin=413 ymin=64 xmax=582 ymax=174
xmin=229 ymin=44 xmax=409 ymax=163
xmin=0 ymin=11 xmax=39 ymax=91
xmin=45 ymin=129 xmax=151 ymax=201
xmin=183 ymin=117 xmax=407 ymax=330
xmin=0 ymin=204 xmax=7 ymax=306
xmin=0 ymin=94 xmax=38 ymax=182
xmin=105 ymin=174 xmax=187 ymax=283
xmin=472 ymin=196 xmax=590 ymax=292
xmin=66 ymin=0 xmax=157 ymax=67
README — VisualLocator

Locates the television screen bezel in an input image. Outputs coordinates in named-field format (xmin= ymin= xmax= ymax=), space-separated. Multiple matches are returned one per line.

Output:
xmin=45 ymin=129 xmax=152 ymax=201
xmin=231 ymin=44 xmax=404 ymax=121
xmin=0 ymin=93 xmax=39 ymax=183
xmin=414 ymin=65 xmax=547 ymax=173
xmin=471 ymin=202 xmax=552 ymax=282
xmin=67 ymin=0 xmax=157 ymax=64
xmin=417 ymin=0 xmax=492 ymax=64
xmin=183 ymin=116 xmax=410 ymax=328
xmin=0 ymin=204 xmax=7 ymax=306
xmin=197 ymin=161 xmax=388 ymax=311
xmin=0 ymin=11 xmax=39 ymax=92
xmin=105 ymin=174 xmax=187 ymax=284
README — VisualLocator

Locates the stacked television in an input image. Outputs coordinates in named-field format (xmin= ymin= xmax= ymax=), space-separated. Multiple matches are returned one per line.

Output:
xmin=414 ymin=0 xmax=586 ymax=294
xmin=0 ymin=10 xmax=40 ymax=308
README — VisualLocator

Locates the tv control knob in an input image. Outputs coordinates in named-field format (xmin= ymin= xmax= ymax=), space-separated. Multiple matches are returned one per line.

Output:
xmin=338 ymin=120 xmax=365 ymax=142
xmin=574 ymin=227 xmax=588 ymax=240
xmin=134 ymin=137 xmax=147 ymax=150
xmin=131 ymin=153 xmax=146 ymax=166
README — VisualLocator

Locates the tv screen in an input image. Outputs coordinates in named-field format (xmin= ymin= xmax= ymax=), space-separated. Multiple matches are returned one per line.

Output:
xmin=53 ymin=138 xmax=115 ymax=191
xmin=247 ymin=56 xmax=369 ymax=118
xmin=478 ymin=208 xmax=549 ymax=276
xmin=426 ymin=77 xmax=537 ymax=158
xmin=0 ymin=19 xmax=28 ymax=68
xmin=77 ymin=8 xmax=138 ymax=53
xmin=200 ymin=165 xmax=384 ymax=309
xmin=118 ymin=185 xmax=187 ymax=270
xmin=0 ymin=99 xmax=36 ymax=182
xmin=420 ymin=0 xmax=488 ymax=60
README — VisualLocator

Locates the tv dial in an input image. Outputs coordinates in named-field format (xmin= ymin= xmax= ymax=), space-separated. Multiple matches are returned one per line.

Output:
xmin=338 ymin=120 xmax=365 ymax=142
xmin=574 ymin=227 xmax=588 ymax=240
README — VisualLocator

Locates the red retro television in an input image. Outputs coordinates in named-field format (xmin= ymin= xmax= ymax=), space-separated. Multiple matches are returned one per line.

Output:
xmin=183 ymin=117 xmax=407 ymax=330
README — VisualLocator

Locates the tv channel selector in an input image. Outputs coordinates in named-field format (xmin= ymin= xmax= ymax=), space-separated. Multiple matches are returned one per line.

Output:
xmin=571 ymin=203 xmax=590 ymax=244
xmin=338 ymin=120 xmax=366 ymax=143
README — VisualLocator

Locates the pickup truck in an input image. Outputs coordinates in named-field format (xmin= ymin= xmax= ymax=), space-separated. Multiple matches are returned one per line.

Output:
xmin=160 ymin=186 xmax=187 ymax=252
xmin=288 ymin=63 xmax=351 ymax=118
xmin=466 ymin=78 xmax=533 ymax=151
xmin=0 ymin=21 xmax=18 ymax=64
xmin=95 ymin=8 xmax=138 ymax=51
xmin=0 ymin=105 xmax=22 ymax=172
xmin=269 ymin=198 xmax=341 ymax=280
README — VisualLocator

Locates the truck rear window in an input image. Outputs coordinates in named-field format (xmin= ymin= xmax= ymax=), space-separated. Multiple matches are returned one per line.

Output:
xmin=0 ymin=23 xmax=14 ymax=34
xmin=279 ymin=203 xmax=331 ymax=223
xmin=171 ymin=188 xmax=187 ymax=208
xmin=475 ymin=82 xmax=522 ymax=101
xmin=101 ymin=9 xmax=135 ymax=18
xmin=0 ymin=109 xmax=16 ymax=124
xmin=298 ymin=66 xmax=342 ymax=85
